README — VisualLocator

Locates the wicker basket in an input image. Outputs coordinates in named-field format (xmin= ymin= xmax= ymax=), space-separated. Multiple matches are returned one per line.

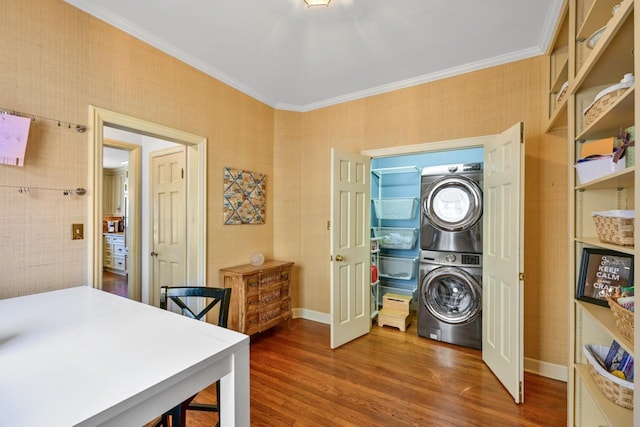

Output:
xmin=583 ymin=344 xmax=634 ymax=409
xmin=584 ymin=88 xmax=628 ymax=128
xmin=592 ymin=211 xmax=634 ymax=246
xmin=608 ymin=297 xmax=635 ymax=344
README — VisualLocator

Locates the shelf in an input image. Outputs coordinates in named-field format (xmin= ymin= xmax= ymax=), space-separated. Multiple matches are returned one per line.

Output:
xmin=546 ymin=96 xmax=568 ymax=132
xmin=371 ymin=166 xmax=420 ymax=178
xmin=379 ymin=256 xmax=418 ymax=281
xmin=576 ymin=0 xmax=627 ymax=42
xmin=576 ymin=237 xmax=635 ymax=255
xmin=372 ymin=227 xmax=418 ymax=250
xmin=575 ymin=363 xmax=633 ymax=426
xmin=551 ymin=60 xmax=569 ymax=93
xmin=546 ymin=1 xmax=569 ymax=132
xmin=576 ymin=300 xmax=634 ymax=354
xmin=576 ymin=87 xmax=635 ymax=140
xmin=372 ymin=198 xmax=418 ymax=220
xmin=573 ymin=1 xmax=634 ymax=92
xmin=575 ymin=165 xmax=634 ymax=190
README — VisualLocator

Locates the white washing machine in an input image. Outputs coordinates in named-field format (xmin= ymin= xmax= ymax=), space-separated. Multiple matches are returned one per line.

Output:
xmin=420 ymin=163 xmax=483 ymax=253
xmin=418 ymin=250 xmax=482 ymax=349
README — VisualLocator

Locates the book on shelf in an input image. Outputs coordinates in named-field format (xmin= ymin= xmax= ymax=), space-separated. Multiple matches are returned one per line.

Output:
xmin=604 ymin=340 xmax=634 ymax=381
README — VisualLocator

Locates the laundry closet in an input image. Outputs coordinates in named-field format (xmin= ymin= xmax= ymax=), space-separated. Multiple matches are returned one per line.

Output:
xmin=371 ymin=147 xmax=484 ymax=349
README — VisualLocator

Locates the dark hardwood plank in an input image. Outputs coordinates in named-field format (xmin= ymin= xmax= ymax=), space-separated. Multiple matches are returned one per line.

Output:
xmin=148 ymin=317 xmax=566 ymax=426
xmin=102 ymin=271 xmax=128 ymax=298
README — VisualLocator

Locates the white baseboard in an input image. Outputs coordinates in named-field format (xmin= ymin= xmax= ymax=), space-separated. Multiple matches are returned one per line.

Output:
xmin=292 ymin=308 xmax=330 ymax=324
xmin=524 ymin=357 xmax=567 ymax=382
xmin=293 ymin=308 xmax=568 ymax=383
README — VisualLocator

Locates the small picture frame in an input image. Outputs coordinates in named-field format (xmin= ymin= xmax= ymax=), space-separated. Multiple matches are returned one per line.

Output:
xmin=576 ymin=248 xmax=634 ymax=307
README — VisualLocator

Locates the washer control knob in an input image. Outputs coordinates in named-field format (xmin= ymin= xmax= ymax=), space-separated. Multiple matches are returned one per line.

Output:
xmin=445 ymin=253 xmax=456 ymax=263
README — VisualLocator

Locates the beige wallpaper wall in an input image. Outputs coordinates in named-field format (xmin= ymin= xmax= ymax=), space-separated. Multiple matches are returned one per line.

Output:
xmin=1 ymin=0 xmax=567 ymax=367
xmin=1 ymin=0 xmax=275 ymax=297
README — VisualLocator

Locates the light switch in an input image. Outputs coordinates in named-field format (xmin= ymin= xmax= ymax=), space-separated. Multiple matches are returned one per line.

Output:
xmin=72 ymin=224 xmax=84 ymax=240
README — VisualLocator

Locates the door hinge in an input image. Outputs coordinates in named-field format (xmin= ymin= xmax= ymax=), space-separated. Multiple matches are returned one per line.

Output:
xmin=519 ymin=272 xmax=525 ymax=281
xmin=181 ymin=168 xmax=184 ymax=179
xmin=327 ymin=220 xmax=331 ymax=231
xmin=519 ymin=381 xmax=523 ymax=402
xmin=520 ymin=123 xmax=525 ymax=143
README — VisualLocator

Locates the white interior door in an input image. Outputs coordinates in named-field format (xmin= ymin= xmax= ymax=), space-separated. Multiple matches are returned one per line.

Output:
xmin=482 ymin=122 xmax=525 ymax=403
xmin=330 ymin=148 xmax=371 ymax=349
xmin=151 ymin=147 xmax=187 ymax=301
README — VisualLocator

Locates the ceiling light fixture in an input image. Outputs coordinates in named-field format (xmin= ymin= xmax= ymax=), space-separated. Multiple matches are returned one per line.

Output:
xmin=304 ymin=0 xmax=331 ymax=7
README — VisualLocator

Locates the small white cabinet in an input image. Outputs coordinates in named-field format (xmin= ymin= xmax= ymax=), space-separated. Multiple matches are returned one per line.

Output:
xmin=104 ymin=234 xmax=126 ymax=274
xmin=103 ymin=168 xmax=127 ymax=216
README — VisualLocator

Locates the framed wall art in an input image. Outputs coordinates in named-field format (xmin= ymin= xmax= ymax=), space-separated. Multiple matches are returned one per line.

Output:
xmin=576 ymin=247 xmax=634 ymax=307
xmin=223 ymin=167 xmax=266 ymax=225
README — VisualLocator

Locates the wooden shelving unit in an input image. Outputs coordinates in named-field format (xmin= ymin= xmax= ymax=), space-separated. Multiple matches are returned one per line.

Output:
xmin=546 ymin=0 xmax=638 ymax=424
xmin=547 ymin=0 xmax=640 ymax=426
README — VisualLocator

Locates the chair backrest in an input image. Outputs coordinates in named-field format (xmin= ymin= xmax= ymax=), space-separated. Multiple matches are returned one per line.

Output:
xmin=160 ymin=286 xmax=232 ymax=327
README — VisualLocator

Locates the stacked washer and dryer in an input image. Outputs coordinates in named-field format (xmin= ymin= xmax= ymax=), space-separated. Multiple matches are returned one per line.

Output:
xmin=418 ymin=163 xmax=483 ymax=349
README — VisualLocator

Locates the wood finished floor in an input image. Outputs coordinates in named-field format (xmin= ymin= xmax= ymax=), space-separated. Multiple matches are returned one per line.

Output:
xmin=147 ymin=316 xmax=567 ymax=427
xmin=103 ymin=271 xmax=128 ymax=298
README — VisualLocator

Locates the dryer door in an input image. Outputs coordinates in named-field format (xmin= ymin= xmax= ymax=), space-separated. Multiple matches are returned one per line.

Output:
xmin=421 ymin=265 xmax=481 ymax=324
xmin=422 ymin=176 xmax=482 ymax=231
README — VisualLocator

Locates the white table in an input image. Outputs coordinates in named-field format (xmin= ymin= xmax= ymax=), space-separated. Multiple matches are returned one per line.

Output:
xmin=0 ymin=286 xmax=250 ymax=426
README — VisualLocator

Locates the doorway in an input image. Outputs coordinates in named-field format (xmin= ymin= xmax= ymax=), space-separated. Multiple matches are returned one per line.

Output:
xmin=370 ymin=147 xmax=484 ymax=309
xmin=331 ymin=124 xmax=524 ymax=402
xmin=89 ymin=106 xmax=207 ymax=305
xmin=102 ymin=141 xmax=140 ymax=299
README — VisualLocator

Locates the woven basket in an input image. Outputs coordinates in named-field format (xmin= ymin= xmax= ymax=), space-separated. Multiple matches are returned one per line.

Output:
xmin=608 ymin=297 xmax=635 ymax=344
xmin=583 ymin=344 xmax=634 ymax=409
xmin=584 ymin=88 xmax=628 ymax=128
xmin=593 ymin=214 xmax=634 ymax=246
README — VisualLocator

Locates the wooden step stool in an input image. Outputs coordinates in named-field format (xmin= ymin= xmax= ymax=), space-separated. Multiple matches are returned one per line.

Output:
xmin=377 ymin=293 xmax=412 ymax=331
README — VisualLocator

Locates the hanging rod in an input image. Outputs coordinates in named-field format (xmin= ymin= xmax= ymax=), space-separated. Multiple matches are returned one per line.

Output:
xmin=0 ymin=108 xmax=86 ymax=133
xmin=0 ymin=184 xmax=86 ymax=196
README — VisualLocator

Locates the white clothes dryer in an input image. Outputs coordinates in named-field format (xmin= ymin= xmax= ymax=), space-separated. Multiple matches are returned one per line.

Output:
xmin=420 ymin=163 xmax=483 ymax=253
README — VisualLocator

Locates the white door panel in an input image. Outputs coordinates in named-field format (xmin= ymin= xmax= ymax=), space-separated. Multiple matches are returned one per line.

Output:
xmin=151 ymin=147 xmax=187 ymax=305
xmin=331 ymin=148 xmax=371 ymax=349
xmin=482 ymin=122 xmax=524 ymax=403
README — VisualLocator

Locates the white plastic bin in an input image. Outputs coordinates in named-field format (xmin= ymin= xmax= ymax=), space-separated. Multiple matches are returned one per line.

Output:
xmin=574 ymin=155 xmax=625 ymax=184
xmin=379 ymin=256 xmax=418 ymax=281
xmin=372 ymin=198 xmax=418 ymax=220
xmin=372 ymin=227 xmax=418 ymax=250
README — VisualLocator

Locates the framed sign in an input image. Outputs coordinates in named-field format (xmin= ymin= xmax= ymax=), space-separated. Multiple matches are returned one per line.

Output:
xmin=576 ymin=248 xmax=634 ymax=307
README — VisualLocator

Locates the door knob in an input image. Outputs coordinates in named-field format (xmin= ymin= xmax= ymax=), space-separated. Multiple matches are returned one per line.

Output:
xmin=150 ymin=251 xmax=158 ymax=257
xmin=334 ymin=254 xmax=344 ymax=262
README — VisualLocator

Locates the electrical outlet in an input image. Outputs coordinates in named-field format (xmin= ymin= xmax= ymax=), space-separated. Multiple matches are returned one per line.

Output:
xmin=72 ymin=224 xmax=84 ymax=240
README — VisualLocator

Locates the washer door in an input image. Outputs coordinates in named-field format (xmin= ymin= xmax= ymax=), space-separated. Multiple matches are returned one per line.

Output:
xmin=422 ymin=176 xmax=482 ymax=231
xmin=421 ymin=266 xmax=481 ymax=324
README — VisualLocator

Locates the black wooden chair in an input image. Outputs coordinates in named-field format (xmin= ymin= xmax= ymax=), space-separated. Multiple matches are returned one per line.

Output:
xmin=153 ymin=285 xmax=232 ymax=427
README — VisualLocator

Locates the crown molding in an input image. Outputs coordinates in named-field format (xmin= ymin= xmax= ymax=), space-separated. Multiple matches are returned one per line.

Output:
xmin=65 ymin=0 xmax=557 ymax=113
xmin=277 ymin=46 xmax=545 ymax=112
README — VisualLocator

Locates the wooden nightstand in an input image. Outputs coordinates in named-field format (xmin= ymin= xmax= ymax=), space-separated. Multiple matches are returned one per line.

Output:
xmin=220 ymin=260 xmax=294 ymax=335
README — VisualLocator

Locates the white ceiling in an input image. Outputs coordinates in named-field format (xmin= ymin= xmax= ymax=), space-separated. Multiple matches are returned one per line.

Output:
xmin=64 ymin=0 xmax=564 ymax=112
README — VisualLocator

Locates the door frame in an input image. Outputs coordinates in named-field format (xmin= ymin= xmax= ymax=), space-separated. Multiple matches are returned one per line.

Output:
xmin=88 ymin=106 xmax=207 ymax=305
xmin=362 ymin=130 xmax=523 ymax=402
